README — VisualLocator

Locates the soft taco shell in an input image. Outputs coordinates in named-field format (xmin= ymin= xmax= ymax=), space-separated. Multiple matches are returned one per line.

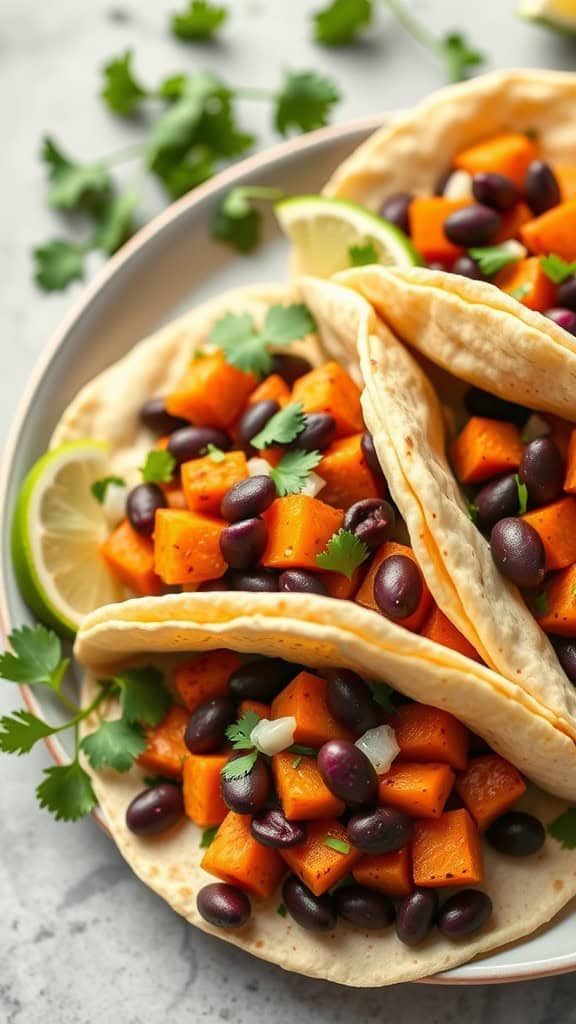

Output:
xmin=75 ymin=595 xmax=576 ymax=986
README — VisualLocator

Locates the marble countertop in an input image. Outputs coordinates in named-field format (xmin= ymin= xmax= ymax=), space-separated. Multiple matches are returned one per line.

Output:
xmin=3 ymin=0 xmax=576 ymax=1020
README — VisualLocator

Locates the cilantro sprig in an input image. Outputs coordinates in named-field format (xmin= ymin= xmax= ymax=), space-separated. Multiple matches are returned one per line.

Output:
xmin=468 ymin=242 xmax=524 ymax=278
xmin=221 ymin=709 xmax=261 ymax=780
xmin=548 ymin=807 xmax=576 ymax=849
xmin=314 ymin=0 xmax=373 ymax=46
xmin=91 ymin=476 xmax=125 ymax=504
xmin=316 ymin=528 xmax=370 ymax=578
xmin=270 ymin=449 xmax=323 ymax=496
xmin=213 ymin=187 xmax=284 ymax=254
xmin=349 ymin=242 xmax=379 ymax=267
xmin=251 ymin=402 xmax=307 ymax=449
xmin=382 ymin=0 xmax=484 ymax=83
xmin=210 ymin=304 xmax=316 ymax=378
xmin=171 ymin=1 xmax=228 ymax=41
xmin=540 ymin=254 xmax=576 ymax=285
xmin=140 ymin=449 xmax=176 ymax=484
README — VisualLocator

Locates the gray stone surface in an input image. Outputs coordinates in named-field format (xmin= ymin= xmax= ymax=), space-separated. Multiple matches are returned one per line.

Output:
xmin=3 ymin=1 xmax=576 ymax=1020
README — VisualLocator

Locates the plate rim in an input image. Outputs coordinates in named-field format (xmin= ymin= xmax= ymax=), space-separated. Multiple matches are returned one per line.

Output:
xmin=2 ymin=111 xmax=575 ymax=988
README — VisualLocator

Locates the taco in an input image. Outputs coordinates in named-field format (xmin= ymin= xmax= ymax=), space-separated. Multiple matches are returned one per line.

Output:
xmin=73 ymin=598 xmax=576 ymax=986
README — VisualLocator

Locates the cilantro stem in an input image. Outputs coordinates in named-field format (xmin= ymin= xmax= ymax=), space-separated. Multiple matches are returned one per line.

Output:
xmin=101 ymin=141 xmax=146 ymax=167
xmin=382 ymin=0 xmax=441 ymax=57
xmin=234 ymin=86 xmax=275 ymax=101
xmin=47 ymin=687 xmax=110 ymax=740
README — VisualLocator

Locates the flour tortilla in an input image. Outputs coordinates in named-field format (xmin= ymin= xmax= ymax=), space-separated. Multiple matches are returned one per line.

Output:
xmin=75 ymin=598 xmax=576 ymax=987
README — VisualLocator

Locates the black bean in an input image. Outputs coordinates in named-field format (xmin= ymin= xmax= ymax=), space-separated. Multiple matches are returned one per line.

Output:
xmin=250 ymin=808 xmax=307 ymax=848
xmin=221 ymin=476 xmax=276 ymax=522
xmin=229 ymin=659 xmax=299 ymax=701
xmin=452 ymin=255 xmax=487 ymax=281
xmin=231 ymin=569 xmax=280 ymax=592
xmin=125 ymin=784 xmax=184 ymax=836
xmin=236 ymin=401 xmax=280 ymax=450
xmin=379 ymin=192 xmax=413 ymax=235
xmin=444 ymin=205 xmax=501 ymax=247
xmin=168 ymin=426 xmax=231 ymax=465
xmin=438 ymin=890 xmax=493 ymax=939
xmin=282 ymin=875 xmax=337 ymax=932
xmin=525 ymin=161 xmax=561 ymax=215
xmin=317 ymin=739 xmax=378 ymax=807
xmin=293 ymin=413 xmax=336 ymax=452
xmin=221 ymin=756 xmax=271 ymax=814
xmin=360 ymin=432 xmax=388 ymax=491
xmin=519 ymin=438 xmax=565 ymax=507
xmin=272 ymin=353 xmax=313 ymax=385
xmin=347 ymin=806 xmax=413 ymax=854
xmin=396 ymin=889 xmax=438 ymax=946
xmin=374 ymin=555 xmax=423 ymax=620
xmin=184 ymin=696 xmax=237 ymax=754
xmin=344 ymin=498 xmax=395 ymax=550
xmin=197 ymin=883 xmax=251 ymax=929
xmin=197 ymin=576 xmax=231 ymax=592
xmin=464 ymin=387 xmax=530 ymax=426
xmin=126 ymin=483 xmax=166 ymax=536
xmin=472 ymin=172 xmax=518 ymax=211
xmin=486 ymin=811 xmax=545 ymax=856
xmin=556 ymin=276 xmax=576 ymax=313
xmin=475 ymin=473 xmax=520 ymax=532
xmin=326 ymin=669 xmax=380 ymax=734
xmin=490 ymin=517 xmax=546 ymax=588
xmin=552 ymin=636 xmax=576 ymax=684
xmin=335 ymin=885 xmax=395 ymax=930
xmin=545 ymin=308 xmax=576 ymax=336
xmin=220 ymin=517 xmax=267 ymax=569
xmin=139 ymin=396 xmax=187 ymax=435
xmin=279 ymin=570 xmax=329 ymax=595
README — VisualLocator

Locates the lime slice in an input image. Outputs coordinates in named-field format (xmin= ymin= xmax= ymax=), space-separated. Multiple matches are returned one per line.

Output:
xmin=12 ymin=441 xmax=124 ymax=636
xmin=276 ymin=195 xmax=423 ymax=278
xmin=518 ymin=0 xmax=576 ymax=33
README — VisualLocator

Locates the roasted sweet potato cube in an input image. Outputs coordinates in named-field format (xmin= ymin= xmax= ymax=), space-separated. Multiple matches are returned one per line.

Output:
xmin=412 ymin=809 xmax=484 ymax=887
xmin=455 ymin=754 xmax=527 ymax=831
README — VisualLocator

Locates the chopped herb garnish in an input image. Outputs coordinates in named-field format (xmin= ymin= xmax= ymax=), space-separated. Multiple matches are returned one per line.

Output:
xmin=514 ymin=474 xmax=528 ymax=515
xmin=275 ymin=70 xmax=341 ymax=136
xmin=80 ymin=718 xmax=146 ymax=773
xmin=270 ymin=449 xmax=322 ymax=496
xmin=200 ymin=825 xmax=219 ymax=848
xmin=140 ymin=449 xmax=176 ymax=484
xmin=316 ymin=528 xmax=369 ymax=579
xmin=225 ymin=709 xmax=261 ymax=750
xmin=210 ymin=305 xmax=315 ymax=377
xmin=468 ymin=242 xmax=523 ymax=278
xmin=548 ymin=807 xmax=576 ymax=849
xmin=349 ymin=241 xmax=379 ymax=267
xmin=101 ymin=50 xmax=148 ymax=116
xmin=221 ymin=749 xmax=259 ymax=780
xmin=509 ymin=282 xmax=532 ymax=301
xmin=33 ymin=239 xmax=88 ymax=292
xmin=314 ymin=0 xmax=373 ymax=46
xmin=171 ymin=1 xmax=228 ymax=40
xmin=250 ymin=402 xmax=306 ymax=450
xmin=368 ymin=681 xmax=397 ymax=714
xmin=206 ymin=443 xmax=226 ymax=463
xmin=534 ymin=590 xmax=549 ymax=617
xmin=292 ymin=756 xmax=303 ymax=769
xmin=324 ymin=836 xmax=351 ymax=855
xmin=466 ymin=501 xmax=479 ymax=524
xmin=277 ymin=902 xmax=288 ymax=917
xmin=91 ymin=475 xmax=125 ymax=503
xmin=540 ymin=254 xmax=576 ymax=285
xmin=212 ymin=186 xmax=283 ymax=254
xmin=288 ymin=744 xmax=317 ymax=756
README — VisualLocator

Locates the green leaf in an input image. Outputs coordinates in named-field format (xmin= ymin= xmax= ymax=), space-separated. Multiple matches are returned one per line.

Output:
xmin=221 ymin=749 xmax=258 ymax=780
xmin=206 ymin=443 xmax=226 ymax=463
xmin=212 ymin=186 xmax=283 ymax=255
xmin=225 ymin=709 xmax=260 ymax=750
xmin=81 ymin=718 xmax=146 ymax=772
xmin=113 ymin=667 xmax=172 ymax=726
xmin=349 ymin=242 xmax=379 ymax=267
xmin=466 ymin=501 xmax=479 ymax=525
xmin=534 ymin=590 xmax=549 ymax=616
xmin=171 ymin=1 xmax=228 ymax=40
xmin=514 ymin=473 xmax=528 ymax=515
xmin=368 ymin=681 xmax=396 ymax=713
xmin=148 ymin=72 xmax=219 ymax=162
xmin=540 ymin=254 xmax=576 ymax=285
xmin=468 ymin=242 xmax=523 ymax=278
xmin=91 ymin=476 xmax=125 ymax=504
xmin=315 ymin=528 xmax=369 ymax=579
xmin=548 ymin=807 xmax=576 ymax=849
xmin=159 ymin=74 xmax=189 ymax=100
xmin=438 ymin=32 xmax=485 ymax=83
xmin=33 ymin=240 xmax=87 ymax=292
xmin=155 ymin=149 xmax=215 ymax=199
xmin=140 ymin=449 xmax=176 ymax=484
xmin=262 ymin=304 xmax=317 ymax=346
xmin=292 ymin=756 xmax=303 ymax=769
xmin=276 ymin=902 xmax=288 ymax=917
xmin=324 ymin=836 xmax=351 ymax=854
xmin=0 ymin=710 xmax=58 ymax=755
xmin=510 ymin=282 xmax=532 ymax=301
xmin=41 ymin=136 xmax=111 ymax=210
xmin=210 ymin=312 xmax=270 ymax=374
xmin=101 ymin=50 xmax=148 ymax=115
xmin=36 ymin=760 xmax=97 ymax=822
xmin=270 ymin=449 xmax=322 ymax=497
xmin=314 ymin=0 xmax=373 ymax=45
xmin=288 ymin=744 xmax=317 ymax=756
xmin=250 ymin=402 xmax=306 ymax=449
xmin=275 ymin=70 xmax=340 ymax=136
xmin=94 ymin=190 xmax=139 ymax=255
xmin=0 ymin=625 xmax=65 ymax=688
xmin=200 ymin=825 xmax=219 ymax=847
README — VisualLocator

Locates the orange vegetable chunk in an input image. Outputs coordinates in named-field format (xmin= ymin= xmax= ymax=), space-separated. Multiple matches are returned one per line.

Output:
xmin=201 ymin=811 xmax=285 ymax=899
xmin=393 ymin=703 xmax=469 ymax=771
xmin=138 ymin=705 xmax=189 ymax=778
xmin=271 ymin=670 xmax=352 ymax=747
xmin=495 ymin=257 xmax=556 ymax=312
xmin=535 ymin=563 xmax=576 ymax=636
xmin=494 ymin=202 xmax=533 ymax=243
xmin=455 ymin=754 xmax=526 ymax=831
xmin=521 ymin=200 xmax=576 ymax=262
xmin=165 ymin=352 xmax=256 ymax=429
xmin=261 ymin=495 xmax=344 ymax=570
xmin=379 ymin=761 xmax=455 ymax=819
xmin=163 ymin=484 xmax=187 ymax=510
xmin=523 ymin=496 xmax=576 ymax=571
xmin=154 ymin=508 xmax=227 ymax=586
xmin=181 ymin=450 xmax=248 ymax=516
xmin=355 ymin=540 xmax=433 ymax=632
xmin=420 ymin=604 xmax=482 ymax=663
xmin=323 ymin=567 xmax=363 ymax=600
xmin=238 ymin=699 xmax=271 ymax=719
xmin=408 ymin=197 xmax=469 ymax=264
xmin=183 ymin=752 xmax=229 ymax=827
xmin=173 ymin=650 xmax=242 ymax=712
xmin=291 ymin=361 xmax=363 ymax=438
xmin=352 ymin=848 xmax=413 ymax=897
xmin=555 ymin=165 xmax=576 ymax=202
xmin=451 ymin=417 xmax=524 ymax=485
xmin=454 ymin=132 xmax=538 ymax=189
xmin=412 ymin=809 xmax=484 ymax=887
xmin=248 ymin=374 xmax=290 ymax=407
xmin=280 ymin=818 xmax=360 ymax=896
xmin=273 ymin=753 xmax=345 ymax=820
xmin=100 ymin=520 xmax=162 ymax=596
xmin=319 ymin=434 xmax=382 ymax=509
xmin=564 ymin=429 xmax=576 ymax=493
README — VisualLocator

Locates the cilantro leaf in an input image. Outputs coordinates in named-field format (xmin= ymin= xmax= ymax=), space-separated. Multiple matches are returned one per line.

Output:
xmin=33 ymin=240 xmax=87 ymax=292
xmin=41 ymin=137 xmax=111 ymax=210
xmin=292 ymin=756 xmax=303 ymax=769
xmin=0 ymin=710 xmax=58 ymax=755
xmin=212 ymin=186 xmax=282 ymax=254
xmin=534 ymin=590 xmax=549 ymax=617
xmin=548 ymin=807 xmax=576 ymax=849
xmin=468 ymin=242 xmax=523 ymax=278
xmin=206 ymin=443 xmax=226 ymax=462
xmin=221 ymin=749 xmax=258 ymax=780
xmin=156 ymin=149 xmax=215 ymax=200
xmin=277 ymin=902 xmax=288 ymax=917
xmin=275 ymin=71 xmax=340 ymax=136
xmin=466 ymin=501 xmax=479 ymax=525
xmin=210 ymin=312 xmax=271 ymax=375
xmin=368 ymin=681 xmax=396 ymax=713
xmin=140 ymin=449 xmax=176 ymax=484
xmin=113 ymin=667 xmax=172 ymax=726
xmin=540 ymin=254 xmax=576 ymax=285
xmin=225 ymin=709 xmax=261 ymax=750
xmin=514 ymin=474 xmax=528 ymax=515
xmin=200 ymin=825 xmax=219 ymax=847
xmin=101 ymin=50 xmax=149 ymax=115
xmin=36 ymin=760 xmax=97 ymax=822
xmin=262 ymin=304 xmax=316 ymax=346
xmin=250 ymin=402 xmax=306 ymax=449
xmin=314 ymin=0 xmax=373 ymax=46
xmin=288 ymin=744 xmax=317 ymax=756
xmin=171 ymin=1 xmax=228 ymax=40
xmin=0 ymin=625 xmax=66 ymax=689
xmin=349 ymin=242 xmax=379 ymax=267
xmin=270 ymin=449 xmax=322 ymax=496
xmin=438 ymin=32 xmax=485 ymax=83
xmin=158 ymin=74 xmax=189 ymax=100
xmin=316 ymin=528 xmax=370 ymax=578
xmin=510 ymin=282 xmax=532 ymax=301
xmin=324 ymin=836 xmax=351 ymax=854
xmin=81 ymin=718 xmax=146 ymax=772
xmin=91 ymin=476 xmax=125 ymax=504
xmin=93 ymin=190 xmax=139 ymax=255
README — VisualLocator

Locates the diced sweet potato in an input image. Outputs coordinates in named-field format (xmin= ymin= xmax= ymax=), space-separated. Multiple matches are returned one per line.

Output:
xmin=318 ymin=434 xmax=382 ymax=509
xmin=261 ymin=495 xmax=344 ymax=571
xmin=455 ymin=754 xmax=527 ymax=831
xmin=154 ymin=508 xmax=227 ymax=586
xmin=379 ymin=761 xmax=455 ymax=819
xmin=412 ymin=809 xmax=484 ymax=887
xmin=535 ymin=563 xmax=576 ymax=636
xmin=165 ymin=352 xmax=256 ymax=429
xmin=280 ymin=818 xmax=360 ymax=896
xmin=183 ymin=752 xmax=229 ymax=827
xmin=355 ymin=541 xmax=433 ymax=632
xmin=100 ymin=519 xmax=162 ymax=597
xmin=323 ymin=567 xmax=363 ymax=600
xmin=181 ymin=451 xmax=248 ymax=517
xmin=564 ymin=429 xmax=576 ymax=492
xmin=238 ymin=699 xmax=271 ymax=719
xmin=173 ymin=650 xmax=242 ymax=712
xmin=393 ymin=703 xmax=469 ymax=771
xmin=555 ymin=165 xmax=576 ymax=202
xmin=273 ymin=753 xmax=345 ymax=820
xmin=352 ymin=848 xmax=413 ymax=897
xmin=521 ymin=200 xmax=576 ymax=262
xmin=420 ymin=604 xmax=483 ymax=662
xmin=451 ymin=417 xmax=524 ymax=485
xmin=138 ymin=705 xmax=189 ymax=778
xmin=201 ymin=811 xmax=285 ymax=899
xmin=291 ymin=361 xmax=363 ymax=438
xmin=495 ymin=257 xmax=556 ymax=312
xmin=248 ymin=374 xmax=290 ymax=407
xmin=523 ymin=496 xmax=576 ymax=571
xmin=271 ymin=671 xmax=353 ymax=747
xmin=454 ymin=132 xmax=538 ymax=189
xmin=408 ymin=197 xmax=470 ymax=264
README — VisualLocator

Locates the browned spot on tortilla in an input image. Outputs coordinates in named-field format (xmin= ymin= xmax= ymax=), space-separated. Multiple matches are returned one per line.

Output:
xmin=179 ymin=887 xmax=193 ymax=899
xmin=405 ymin=436 xmax=414 ymax=449
xmin=256 ymin=940 xmax=264 ymax=949
xmin=168 ymin=866 xmax=182 ymax=881
xmin=370 ymin=359 xmax=377 ymax=368
xmin=554 ymin=879 xmax=564 ymax=892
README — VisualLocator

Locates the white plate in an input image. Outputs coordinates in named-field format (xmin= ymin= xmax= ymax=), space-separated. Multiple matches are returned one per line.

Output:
xmin=1 ymin=115 xmax=575 ymax=986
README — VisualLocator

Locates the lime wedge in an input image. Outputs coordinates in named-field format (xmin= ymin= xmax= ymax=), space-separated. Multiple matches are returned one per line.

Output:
xmin=12 ymin=441 xmax=124 ymax=636
xmin=276 ymin=195 xmax=423 ymax=278
xmin=518 ymin=0 xmax=576 ymax=33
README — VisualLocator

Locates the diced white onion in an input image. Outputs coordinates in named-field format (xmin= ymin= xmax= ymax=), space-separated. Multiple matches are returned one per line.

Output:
xmin=355 ymin=724 xmax=399 ymax=775
xmin=101 ymin=483 xmax=129 ymax=526
xmin=499 ymin=239 xmax=528 ymax=261
xmin=247 ymin=457 xmax=272 ymax=478
xmin=442 ymin=170 xmax=473 ymax=201
xmin=250 ymin=716 xmax=296 ymax=756
xmin=522 ymin=413 xmax=551 ymax=444
xmin=299 ymin=471 xmax=326 ymax=498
